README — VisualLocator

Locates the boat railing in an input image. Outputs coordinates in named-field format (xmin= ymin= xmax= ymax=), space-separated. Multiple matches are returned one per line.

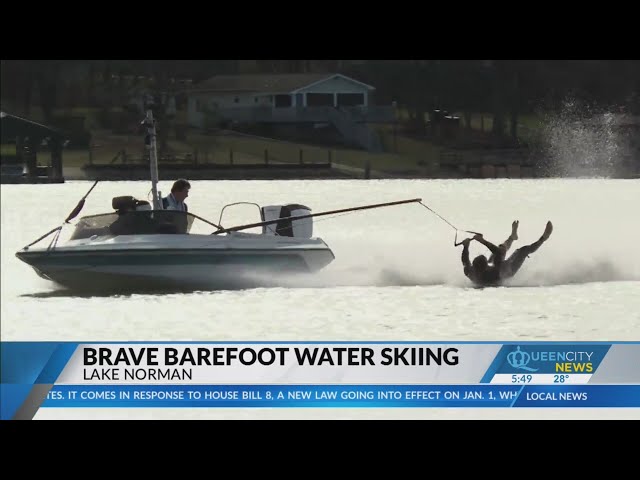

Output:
xmin=217 ymin=202 xmax=263 ymax=228
xmin=70 ymin=210 xmax=196 ymax=239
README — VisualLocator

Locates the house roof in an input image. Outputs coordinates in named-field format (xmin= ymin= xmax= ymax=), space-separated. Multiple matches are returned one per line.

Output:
xmin=192 ymin=73 xmax=375 ymax=94
xmin=0 ymin=111 xmax=66 ymax=143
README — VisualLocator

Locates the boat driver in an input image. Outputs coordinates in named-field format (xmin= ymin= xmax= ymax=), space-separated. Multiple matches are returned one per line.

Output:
xmin=162 ymin=179 xmax=190 ymax=212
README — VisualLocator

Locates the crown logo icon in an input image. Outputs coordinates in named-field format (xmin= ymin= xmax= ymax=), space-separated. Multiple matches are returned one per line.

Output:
xmin=507 ymin=346 xmax=539 ymax=372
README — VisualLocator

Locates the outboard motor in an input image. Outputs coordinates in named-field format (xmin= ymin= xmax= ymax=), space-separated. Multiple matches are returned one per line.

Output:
xmin=112 ymin=196 xmax=150 ymax=213
xmin=261 ymin=204 xmax=312 ymax=238
xmin=135 ymin=200 xmax=151 ymax=211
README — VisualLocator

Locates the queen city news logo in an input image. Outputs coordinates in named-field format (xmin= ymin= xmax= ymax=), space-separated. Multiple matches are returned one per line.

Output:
xmin=507 ymin=346 xmax=594 ymax=373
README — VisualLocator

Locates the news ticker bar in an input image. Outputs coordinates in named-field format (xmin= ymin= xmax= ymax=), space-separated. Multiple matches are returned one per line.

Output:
xmin=41 ymin=384 xmax=640 ymax=408
xmin=4 ymin=342 xmax=640 ymax=419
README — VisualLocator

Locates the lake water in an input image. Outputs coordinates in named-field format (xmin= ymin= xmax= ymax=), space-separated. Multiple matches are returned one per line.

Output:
xmin=2 ymin=178 xmax=639 ymax=419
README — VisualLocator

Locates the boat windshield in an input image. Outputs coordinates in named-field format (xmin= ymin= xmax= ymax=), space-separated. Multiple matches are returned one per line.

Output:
xmin=69 ymin=210 xmax=196 ymax=240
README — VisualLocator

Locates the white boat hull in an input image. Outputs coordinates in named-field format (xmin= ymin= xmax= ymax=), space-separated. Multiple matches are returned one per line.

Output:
xmin=16 ymin=232 xmax=335 ymax=291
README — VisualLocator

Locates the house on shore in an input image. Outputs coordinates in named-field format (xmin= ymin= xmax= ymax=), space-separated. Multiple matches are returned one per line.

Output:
xmin=187 ymin=73 xmax=395 ymax=152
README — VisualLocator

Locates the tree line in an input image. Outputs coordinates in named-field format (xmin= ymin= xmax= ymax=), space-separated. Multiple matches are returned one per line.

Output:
xmin=2 ymin=60 xmax=639 ymax=138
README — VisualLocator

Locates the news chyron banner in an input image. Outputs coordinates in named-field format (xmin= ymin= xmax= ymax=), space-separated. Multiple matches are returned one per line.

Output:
xmin=2 ymin=342 xmax=640 ymax=419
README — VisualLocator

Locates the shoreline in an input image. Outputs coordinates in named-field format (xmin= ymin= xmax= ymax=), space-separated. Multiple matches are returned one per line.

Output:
xmin=3 ymin=164 xmax=639 ymax=184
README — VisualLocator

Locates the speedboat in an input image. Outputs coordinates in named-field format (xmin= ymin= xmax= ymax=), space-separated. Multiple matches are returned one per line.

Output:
xmin=14 ymin=109 xmax=335 ymax=292
xmin=15 ymin=108 xmax=420 ymax=293
xmin=15 ymin=198 xmax=335 ymax=291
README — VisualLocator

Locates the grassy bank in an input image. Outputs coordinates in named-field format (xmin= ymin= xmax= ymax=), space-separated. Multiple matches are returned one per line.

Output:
xmin=184 ymin=133 xmax=436 ymax=173
xmin=1 ymin=130 xmax=437 ymax=174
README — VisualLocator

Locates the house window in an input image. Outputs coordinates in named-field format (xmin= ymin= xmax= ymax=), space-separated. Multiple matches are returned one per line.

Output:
xmin=337 ymin=93 xmax=365 ymax=107
xmin=274 ymin=94 xmax=292 ymax=108
xmin=234 ymin=97 xmax=239 ymax=103
xmin=306 ymin=93 xmax=333 ymax=107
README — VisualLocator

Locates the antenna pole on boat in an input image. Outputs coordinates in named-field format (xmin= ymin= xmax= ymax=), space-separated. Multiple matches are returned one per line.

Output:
xmin=145 ymin=109 xmax=162 ymax=210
